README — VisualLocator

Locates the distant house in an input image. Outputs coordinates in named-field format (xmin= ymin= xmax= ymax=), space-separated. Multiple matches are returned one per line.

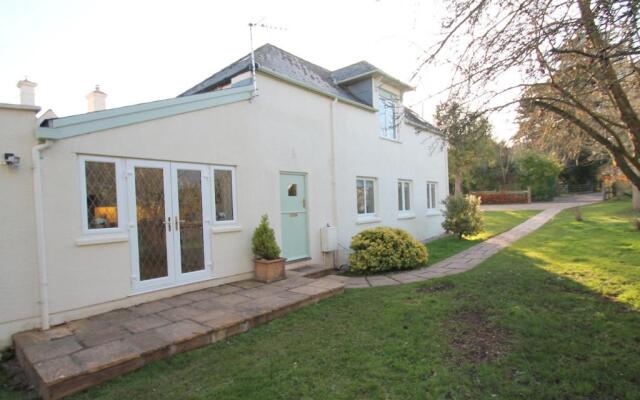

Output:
xmin=0 ymin=44 xmax=448 ymax=347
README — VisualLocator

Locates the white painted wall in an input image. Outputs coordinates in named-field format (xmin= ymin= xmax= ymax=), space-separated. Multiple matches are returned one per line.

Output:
xmin=0 ymin=105 xmax=40 ymax=346
xmin=0 ymin=73 xmax=448 ymax=348
xmin=333 ymin=81 xmax=448 ymax=264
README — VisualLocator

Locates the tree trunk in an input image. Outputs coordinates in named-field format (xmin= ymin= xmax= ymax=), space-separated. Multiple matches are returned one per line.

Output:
xmin=633 ymin=184 xmax=640 ymax=211
xmin=454 ymin=174 xmax=463 ymax=196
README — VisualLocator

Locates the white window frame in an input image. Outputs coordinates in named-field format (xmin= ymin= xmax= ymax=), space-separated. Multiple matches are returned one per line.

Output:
xmin=211 ymin=165 xmax=238 ymax=226
xmin=398 ymin=179 xmax=414 ymax=216
xmin=378 ymin=89 xmax=398 ymax=140
xmin=78 ymin=155 xmax=126 ymax=235
xmin=356 ymin=177 xmax=377 ymax=217
xmin=426 ymin=181 xmax=438 ymax=211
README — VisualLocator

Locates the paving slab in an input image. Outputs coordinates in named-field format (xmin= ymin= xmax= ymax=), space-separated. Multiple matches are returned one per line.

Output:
xmin=367 ymin=276 xmax=400 ymax=287
xmin=122 ymin=314 xmax=172 ymax=333
xmin=22 ymin=337 xmax=83 ymax=364
xmin=73 ymin=340 xmax=139 ymax=373
xmin=33 ymin=356 xmax=82 ymax=385
xmin=14 ymin=274 xmax=345 ymax=399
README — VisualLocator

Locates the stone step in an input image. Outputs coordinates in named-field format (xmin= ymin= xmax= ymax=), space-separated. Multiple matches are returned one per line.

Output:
xmin=13 ymin=276 xmax=345 ymax=400
xmin=288 ymin=264 xmax=335 ymax=279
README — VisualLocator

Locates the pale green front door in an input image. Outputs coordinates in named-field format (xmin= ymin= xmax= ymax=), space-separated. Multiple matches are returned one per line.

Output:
xmin=280 ymin=173 xmax=309 ymax=261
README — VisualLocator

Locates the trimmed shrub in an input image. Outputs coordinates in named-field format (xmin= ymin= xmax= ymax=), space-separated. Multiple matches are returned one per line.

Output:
xmin=442 ymin=195 xmax=484 ymax=239
xmin=349 ymin=227 xmax=428 ymax=274
xmin=251 ymin=214 xmax=281 ymax=260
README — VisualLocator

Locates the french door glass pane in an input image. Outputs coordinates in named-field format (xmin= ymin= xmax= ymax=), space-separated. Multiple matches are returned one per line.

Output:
xmin=135 ymin=167 xmax=168 ymax=281
xmin=214 ymin=169 xmax=234 ymax=221
xmin=178 ymin=169 xmax=205 ymax=273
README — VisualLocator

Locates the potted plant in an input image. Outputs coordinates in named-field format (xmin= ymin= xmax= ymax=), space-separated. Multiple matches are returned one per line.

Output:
xmin=252 ymin=214 xmax=286 ymax=282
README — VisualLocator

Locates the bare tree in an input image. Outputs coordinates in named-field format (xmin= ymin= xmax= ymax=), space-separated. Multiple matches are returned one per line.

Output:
xmin=416 ymin=0 xmax=640 ymax=209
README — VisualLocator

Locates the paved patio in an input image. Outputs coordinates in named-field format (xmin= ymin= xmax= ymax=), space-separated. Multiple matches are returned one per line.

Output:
xmin=333 ymin=194 xmax=600 ymax=288
xmin=13 ymin=269 xmax=343 ymax=400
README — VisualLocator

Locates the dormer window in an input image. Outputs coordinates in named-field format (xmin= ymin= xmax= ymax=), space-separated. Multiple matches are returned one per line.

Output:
xmin=378 ymin=89 xmax=398 ymax=140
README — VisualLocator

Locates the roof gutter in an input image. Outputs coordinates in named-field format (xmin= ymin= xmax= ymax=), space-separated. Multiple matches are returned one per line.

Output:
xmin=405 ymin=118 xmax=441 ymax=135
xmin=257 ymin=68 xmax=377 ymax=112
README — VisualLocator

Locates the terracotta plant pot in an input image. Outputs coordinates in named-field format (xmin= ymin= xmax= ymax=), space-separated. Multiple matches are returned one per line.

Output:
xmin=254 ymin=258 xmax=286 ymax=283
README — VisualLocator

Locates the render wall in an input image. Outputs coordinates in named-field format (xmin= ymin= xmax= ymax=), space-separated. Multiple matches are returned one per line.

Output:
xmin=0 ymin=74 xmax=448 ymax=348
xmin=0 ymin=107 xmax=40 ymax=347
xmin=332 ymin=82 xmax=448 ymax=264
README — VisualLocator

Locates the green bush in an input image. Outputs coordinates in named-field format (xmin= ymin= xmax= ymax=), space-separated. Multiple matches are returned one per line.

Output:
xmin=348 ymin=227 xmax=428 ymax=274
xmin=516 ymin=151 xmax=563 ymax=201
xmin=251 ymin=214 xmax=281 ymax=260
xmin=442 ymin=194 xmax=484 ymax=239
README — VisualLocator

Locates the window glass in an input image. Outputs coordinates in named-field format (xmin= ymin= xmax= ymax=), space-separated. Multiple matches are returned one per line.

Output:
xmin=398 ymin=180 xmax=412 ymax=212
xmin=378 ymin=89 xmax=398 ymax=139
xmin=365 ymin=180 xmax=375 ymax=213
xmin=357 ymin=179 xmax=365 ymax=214
xmin=85 ymin=161 xmax=118 ymax=229
xmin=357 ymin=178 xmax=376 ymax=215
xmin=288 ymin=184 xmax=297 ymax=197
xmin=404 ymin=182 xmax=411 ymax=210
xmin=427 ymin=182 xmax=438 ymax=209
xmin=214 ymin=169 xmax=234 ymax=222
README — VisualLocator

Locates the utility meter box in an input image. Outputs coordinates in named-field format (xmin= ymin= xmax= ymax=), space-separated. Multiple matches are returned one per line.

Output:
xmin=320 ymin=225 xmax=338 ymax=252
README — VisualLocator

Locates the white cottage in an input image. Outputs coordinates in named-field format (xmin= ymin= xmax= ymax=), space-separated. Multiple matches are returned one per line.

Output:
xmin=0 ymin=44 xmax=448 ymax=347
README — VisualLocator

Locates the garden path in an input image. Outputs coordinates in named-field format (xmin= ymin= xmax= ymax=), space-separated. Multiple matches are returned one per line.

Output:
xmin=330 ymin=194 xmax=601 ymax=289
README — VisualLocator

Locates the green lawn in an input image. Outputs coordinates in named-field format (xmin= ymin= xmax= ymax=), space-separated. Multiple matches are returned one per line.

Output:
xmin=3 ymin=201 xmax=640 ymax=399
xmin=426 ymin=209 xmax=539 ymax=265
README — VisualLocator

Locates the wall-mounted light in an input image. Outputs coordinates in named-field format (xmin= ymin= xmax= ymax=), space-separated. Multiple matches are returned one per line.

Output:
xmin=3 ymin=153 xmax=21 ymax=167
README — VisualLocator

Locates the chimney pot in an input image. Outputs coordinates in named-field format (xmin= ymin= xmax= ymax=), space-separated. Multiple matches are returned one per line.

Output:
xmin=86 ymin=85 xmax=107 ymax=112
xmin=17 ymin=78 xmax=37 ymax=106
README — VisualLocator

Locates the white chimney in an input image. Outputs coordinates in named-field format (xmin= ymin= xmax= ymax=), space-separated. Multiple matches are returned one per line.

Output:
xmin=17 ymin=78 xmax=37 ymax=106
xmin=86 ymin=85 xmax=107 ymax=112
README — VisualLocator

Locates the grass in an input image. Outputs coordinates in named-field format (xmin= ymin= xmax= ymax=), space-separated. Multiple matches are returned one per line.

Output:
xmin=3 ymin=201 xmax=640 ymax=399
xmin=426 ymin=209 xmax=539 ymax=265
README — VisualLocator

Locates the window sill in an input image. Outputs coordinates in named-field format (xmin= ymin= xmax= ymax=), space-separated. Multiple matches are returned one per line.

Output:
xmin=379 ymin=136 xmax=401 ymax=144
xmin=211 ymin=225 xmax=242 ymax=234
xmin=75 ymin=232 xmax=129 ymax=246
xmin=426 ymin=210 xmax=442 ymax=217
xmin=398 ymin=212 xmax=416 ymax=220
xmin=356 ymin=215 xmax=382 ymax=225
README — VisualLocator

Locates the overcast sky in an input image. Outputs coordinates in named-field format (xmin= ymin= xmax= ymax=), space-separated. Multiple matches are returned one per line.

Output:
xmin=0 ymin=0 xmax=517 ymax=139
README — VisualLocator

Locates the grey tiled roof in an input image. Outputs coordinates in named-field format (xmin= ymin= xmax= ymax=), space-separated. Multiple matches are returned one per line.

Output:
xmin=180 ymin=44 xmax=358 ymax=101
xmin=404 ymin=108 xmax=440 ymax=134
xmin=331 ymin=61 xmax=378 ymax=82
xmin=180 ymin=44 xmax=433 ymax=132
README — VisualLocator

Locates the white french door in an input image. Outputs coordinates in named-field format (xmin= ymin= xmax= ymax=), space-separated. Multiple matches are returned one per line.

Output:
xmin=127 ymin=160 xmax=212 ymax=292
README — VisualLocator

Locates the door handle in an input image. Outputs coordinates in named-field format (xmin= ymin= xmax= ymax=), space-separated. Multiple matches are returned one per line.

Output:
xmin=175 ymin=218 xmax=186 ymax=230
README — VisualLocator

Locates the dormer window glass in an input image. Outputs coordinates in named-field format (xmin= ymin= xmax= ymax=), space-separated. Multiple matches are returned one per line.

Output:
xmin=378 ymin=89 xmax=398 ymax=140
